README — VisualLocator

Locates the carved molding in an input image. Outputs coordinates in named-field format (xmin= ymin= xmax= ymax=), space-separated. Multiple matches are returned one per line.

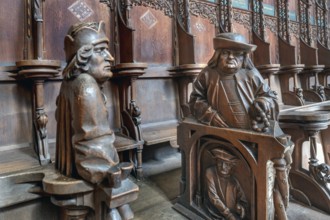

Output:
xmin=190 ymin=0 xmax=218 ymax=26
xmin=233 ymin=9 xmax=252 ymax=30
xmin=131 ymin=0 xmax=174 ymax=17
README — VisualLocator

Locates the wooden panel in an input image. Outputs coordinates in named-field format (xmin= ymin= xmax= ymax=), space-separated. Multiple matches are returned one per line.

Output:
xmin=266 ymin=29 xmax=279 ymax=64
xmin=44 ymin=0 xmax=111 ymax=61
xmin=190 ymin=16 xmax=215 ymax=64
xmin=131 ymin=6 xmax=173 ymax=65
xmin=0 ymin=197 xmax=59 ymax=220
xmin=0 ymin=0 xmax=24 ymax=63
xmin=0 ymin=82 xmax=32 ymax=147
xmin=136 ymin=79 xmax=179 ymax=125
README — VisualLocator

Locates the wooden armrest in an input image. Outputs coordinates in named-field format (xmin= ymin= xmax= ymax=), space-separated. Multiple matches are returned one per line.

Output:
xmin=114 ymin=133 xmax=142 ymax=152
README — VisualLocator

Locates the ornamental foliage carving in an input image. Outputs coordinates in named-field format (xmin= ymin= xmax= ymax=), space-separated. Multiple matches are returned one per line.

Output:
xmin=265 ymin=16 xmax=277 ymax=35
xmin=233 ymin=9 xmax=252 ymax=30
xmin=190 ymin=0 xmax=218 ymax=26
xmin=131 ymin=0 xmax=174 ymax=17
xmin=289 ymin=21 xmax=300 ymax=38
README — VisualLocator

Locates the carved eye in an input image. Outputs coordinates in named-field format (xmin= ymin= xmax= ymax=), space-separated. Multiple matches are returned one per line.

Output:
xmin=94 ymin=47 xmax=104 ymax=54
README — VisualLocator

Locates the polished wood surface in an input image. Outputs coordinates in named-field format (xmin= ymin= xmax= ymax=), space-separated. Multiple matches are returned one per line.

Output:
xmin=1 ymin=0 xmax=330 ymax=219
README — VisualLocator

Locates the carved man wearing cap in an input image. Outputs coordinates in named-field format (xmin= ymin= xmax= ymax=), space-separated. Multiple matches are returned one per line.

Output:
xmin=205 ymin=149 xmax=247 ymax=220
xmin=189 ymin=33 xmax=278 ymax=131
xmin=55 ymin=21 xmax=119 ymax=184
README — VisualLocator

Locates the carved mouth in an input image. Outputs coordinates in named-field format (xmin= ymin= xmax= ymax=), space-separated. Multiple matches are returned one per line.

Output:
xmin=104 ymin=66 xmax=111 ymax=71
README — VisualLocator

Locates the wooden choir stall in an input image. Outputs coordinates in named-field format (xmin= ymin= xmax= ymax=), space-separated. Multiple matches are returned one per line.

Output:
xmin=0 ymin=0 xmax=330 ymax=220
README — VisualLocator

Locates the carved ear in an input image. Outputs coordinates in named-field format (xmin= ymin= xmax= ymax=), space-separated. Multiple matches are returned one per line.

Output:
xmin=64 ymin=35 xmax=75 ymax=61
xmin=99 ymin=20 xmax=106 ymax=33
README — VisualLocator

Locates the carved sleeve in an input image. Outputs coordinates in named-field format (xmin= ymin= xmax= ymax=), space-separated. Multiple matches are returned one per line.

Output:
xmin=250 ymin=69 xmax=279 ymax=119
xmin=71 ymin=74 xmax=119 ymax=184
xmin=189 ymin=70 xmax=223 ymax=125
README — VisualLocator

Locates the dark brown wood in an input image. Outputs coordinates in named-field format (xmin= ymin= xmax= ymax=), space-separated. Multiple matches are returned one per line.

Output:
xmin=280 ymin=101 xmax=330 ymax=213
xmin=1 ymin=1 xmax=330 ymax=219
xmin=176 ymin=33 xmax=293 ymax=220
xmin=15 ymin=0 xmax=61 ymax=165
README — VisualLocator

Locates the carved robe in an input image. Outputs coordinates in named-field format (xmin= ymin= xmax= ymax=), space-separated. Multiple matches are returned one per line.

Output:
xmin=55 ymin=73 xmax=119 ymax=184
xmin=205 ymin=166 xmax=247 ymax=219
xmin=189 ymin=66 xmax=278 ymax=128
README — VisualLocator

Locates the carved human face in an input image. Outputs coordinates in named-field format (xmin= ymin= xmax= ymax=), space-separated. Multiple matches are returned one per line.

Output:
xmin=218 ymin=49 xmax=244 ymax=75
xmin=88 ymin=42 xmax=114 ymax=85
xmin=216 ymin=160 xmax=235 ymax=176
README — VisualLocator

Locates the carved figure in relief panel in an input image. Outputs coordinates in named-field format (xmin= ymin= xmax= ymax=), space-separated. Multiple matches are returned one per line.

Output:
xmin=189 ymin=33 xmax=278 ymax=132
xmin=55 ymin=21 xmax=120 ymax=184
xmin=205 ymin=148 xmax=247 ymax=220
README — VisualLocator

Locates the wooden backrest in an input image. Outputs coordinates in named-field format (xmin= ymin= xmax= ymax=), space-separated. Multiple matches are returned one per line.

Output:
xmin=278 ymin=37 xmax=297 ymax=65
xmin=252 ymin=31 xmax=271 ymax=66
xmin=300 ymin=39 xmax=319 ymax=65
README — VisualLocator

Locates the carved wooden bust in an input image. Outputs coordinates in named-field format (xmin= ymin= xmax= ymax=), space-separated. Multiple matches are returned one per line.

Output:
xmin=185 ymin=33 xmax=292 ymax=220
xmin=55 ymin=21 xmax=119 ymax=184
xmin=189 ymin=33 xmax=278 ymax=132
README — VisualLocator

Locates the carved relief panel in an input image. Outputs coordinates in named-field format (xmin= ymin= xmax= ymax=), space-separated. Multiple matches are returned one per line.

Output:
xmin=198 ymin=138 xmax=255 ymax=219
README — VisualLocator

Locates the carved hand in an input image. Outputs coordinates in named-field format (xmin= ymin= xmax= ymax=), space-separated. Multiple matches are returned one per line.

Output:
xmin=236 ymin=204 xmax=245 ymax=219
xmin=226 ymin=213 xmax=238 ymax=220
xmin=252 ymin=97 xmax=272 ymax=132
xmin=253 ymin=97 xmax=272 ymax=118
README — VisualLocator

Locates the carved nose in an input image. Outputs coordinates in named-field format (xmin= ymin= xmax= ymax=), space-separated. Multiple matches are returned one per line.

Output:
xmin=104 ymin=50 xmax=114 ymax=62
xmin=228 ymin=52 xmax=234 ymax=58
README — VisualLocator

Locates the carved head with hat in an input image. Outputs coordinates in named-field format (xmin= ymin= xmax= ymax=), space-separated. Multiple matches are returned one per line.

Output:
xmin=213 ymin=33 xmax=257 ymax=52
xmin=63 ymin=21 xmax=114 ymax=83
xmin=211 ymin=148 xmax=239 ymax=176
xmin=208 ymin=33 xmax=256 ymax=72
xmin=64 ymin=21 xmax=110 ymax=62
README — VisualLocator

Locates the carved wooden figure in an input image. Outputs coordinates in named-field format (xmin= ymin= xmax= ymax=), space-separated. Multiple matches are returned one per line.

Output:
xmin=175 ymin=33 xmax=294 ymax=220
xmin=42 ymin=21 xmax=139 ymax=220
